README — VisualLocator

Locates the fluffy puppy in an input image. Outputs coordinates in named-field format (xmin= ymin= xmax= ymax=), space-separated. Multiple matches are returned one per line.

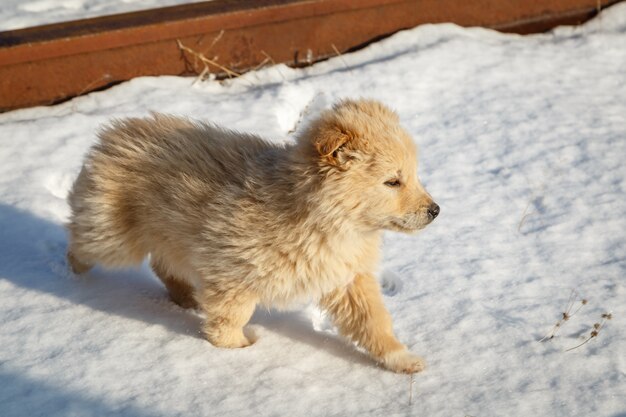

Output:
xmin=67 ymin=99 xmax=439 ymax=373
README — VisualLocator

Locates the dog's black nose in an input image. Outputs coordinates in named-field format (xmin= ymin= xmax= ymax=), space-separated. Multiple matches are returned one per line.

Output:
xmin=428 ymin=203 xmax=440 ymax=220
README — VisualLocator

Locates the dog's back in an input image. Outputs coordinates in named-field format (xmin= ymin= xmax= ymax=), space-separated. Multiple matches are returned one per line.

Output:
xmin=67 ymin=113 xmax=274 ymax=273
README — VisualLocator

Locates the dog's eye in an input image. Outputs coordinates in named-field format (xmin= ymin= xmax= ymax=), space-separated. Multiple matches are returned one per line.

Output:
xmin=384 ymin=179 xmax=401 ymax=187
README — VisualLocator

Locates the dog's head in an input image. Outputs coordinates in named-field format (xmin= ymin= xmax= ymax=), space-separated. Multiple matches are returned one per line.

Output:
xmin=301 ymin=99 xmax=438 ymax=233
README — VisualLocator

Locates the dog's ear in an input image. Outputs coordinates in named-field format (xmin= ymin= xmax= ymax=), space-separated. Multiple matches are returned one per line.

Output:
xmin=314 ymin=123 xmax=368 ymax=168
xmin=314 ymin=125 xmax=352 ymax=166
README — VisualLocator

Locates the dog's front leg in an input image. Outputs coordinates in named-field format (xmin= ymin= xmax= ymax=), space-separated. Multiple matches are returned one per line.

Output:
xmin=320 ymin=273 xmax=425 ymax=373
xmin=200 ymin=283 xmax=258 ymax=349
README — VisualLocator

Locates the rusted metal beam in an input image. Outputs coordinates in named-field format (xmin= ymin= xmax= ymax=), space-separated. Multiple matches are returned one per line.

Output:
xmin=0 ymin=0 xmax=621 ymax=112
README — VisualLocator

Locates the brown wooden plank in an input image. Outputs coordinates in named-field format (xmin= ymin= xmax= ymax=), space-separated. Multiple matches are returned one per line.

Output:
xmin=0 ymin=0 xmax=621 ymax=111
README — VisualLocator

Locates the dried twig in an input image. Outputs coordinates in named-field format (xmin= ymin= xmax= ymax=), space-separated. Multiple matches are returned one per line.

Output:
xmin=260 ymin=50 xmax=287 ymax=80
xmin=252 ymin=57 xmax=271 ymax=72
xmin=517 ymin=200 xmax=534 ymax=232
xmin=77 ymin=73 xmax=113 ymax=97
xmin=566 ymin=312 xmax=612 ymax=351
xmin=517 ymin=163 xmax=564 ymax=233
xmin=408 ymin=373 xmax=415 ymax=406
xmin=331 ymin=43 xmax=352 ymax=73
xmin=539 ymin=290 xmax=587 ymax=342
xmin=207 ymin=29 xmax=225 ymax=50
xmin=177 ymin=39 xmax=241 ymax=80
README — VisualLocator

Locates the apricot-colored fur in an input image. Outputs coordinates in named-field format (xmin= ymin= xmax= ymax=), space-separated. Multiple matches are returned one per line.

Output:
xmin=67 ymin=99 xmax=438 ymax=373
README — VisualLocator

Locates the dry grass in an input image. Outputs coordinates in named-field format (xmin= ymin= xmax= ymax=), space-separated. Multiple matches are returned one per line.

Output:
xmin=331 ymin=43 xmax=352 ymax=74
xmin=539 ymin=289 xmax=587 ymax=342
xmin=517 ymin=160 xmax=566 ymax=233
xmin=260 ymin=50 xmax=287 ymax=80
xmin=566 ymin=312 xmax=613 ymax=352
xmin=176 ymin=34 xmax=244 ymax=85
xmin=539 ymin=289 xmax=614 ymax=352
xmin=175 ymin=38 xmax=353 ymax=86
xmin=177 ymin=39 xmax=241 ymax=80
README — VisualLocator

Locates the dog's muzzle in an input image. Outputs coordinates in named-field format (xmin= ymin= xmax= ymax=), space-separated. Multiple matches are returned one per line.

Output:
xmin=427 ymin=202 xmax=440 ymax=221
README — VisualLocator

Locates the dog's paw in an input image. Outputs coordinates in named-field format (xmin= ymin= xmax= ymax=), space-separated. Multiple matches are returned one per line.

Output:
xmin=381 ymin=349 xmax=426 ymax=374
xmin=210 ymin=333 xmax=255 ymax=349
xmin=226 ymin=335 xmax=254 ymax=349
xmin=205 ymin=327 xmax=256 ymax=349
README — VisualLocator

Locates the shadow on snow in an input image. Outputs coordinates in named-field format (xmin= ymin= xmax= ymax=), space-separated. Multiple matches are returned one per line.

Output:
xmin=0 ymin=203 xmax=376 ymax=372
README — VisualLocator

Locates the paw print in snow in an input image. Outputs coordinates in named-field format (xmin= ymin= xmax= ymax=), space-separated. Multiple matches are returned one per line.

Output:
xmin=380 ymin=269 xmax=403 ymax=297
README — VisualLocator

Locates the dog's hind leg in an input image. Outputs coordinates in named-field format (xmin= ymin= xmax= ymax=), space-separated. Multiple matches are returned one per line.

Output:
xmin=151 ymin=257 xmax=198 ymax=309
xmin=320 ymin=273 xmax=426 ymax=374
xmin=199 ymin=282 xmax=258 ymax=348
xmin=67 ymin=249 xmax=94 ymax=274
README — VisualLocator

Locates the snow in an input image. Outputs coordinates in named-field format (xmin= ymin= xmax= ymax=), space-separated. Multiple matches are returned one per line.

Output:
xmin=1 ymin=4 xmax=626 ymax=417
xmin=0 ymin=0 xmax=211 ymax=31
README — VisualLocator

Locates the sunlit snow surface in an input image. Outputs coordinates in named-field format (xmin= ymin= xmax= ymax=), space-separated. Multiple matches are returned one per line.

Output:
xmin=1 ymin=5 xmax=625 ymax=417
xmin=0 ymin=0 xmax=212 ymax=31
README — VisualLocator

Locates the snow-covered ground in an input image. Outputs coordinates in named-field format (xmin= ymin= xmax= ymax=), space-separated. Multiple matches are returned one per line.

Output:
xmin=0 ymin=0 xmax=211 ymax=31
xmin=1 ymin=4 xmax=626 ymax=417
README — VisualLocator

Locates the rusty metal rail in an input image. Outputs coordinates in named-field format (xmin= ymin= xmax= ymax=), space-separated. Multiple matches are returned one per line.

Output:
xmin=0 ymin=0 xmax=620 ymax=112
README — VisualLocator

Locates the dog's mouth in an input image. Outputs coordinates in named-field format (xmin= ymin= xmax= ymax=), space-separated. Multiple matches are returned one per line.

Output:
xmin=387 ymin=219 xmax=422 ymax=233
